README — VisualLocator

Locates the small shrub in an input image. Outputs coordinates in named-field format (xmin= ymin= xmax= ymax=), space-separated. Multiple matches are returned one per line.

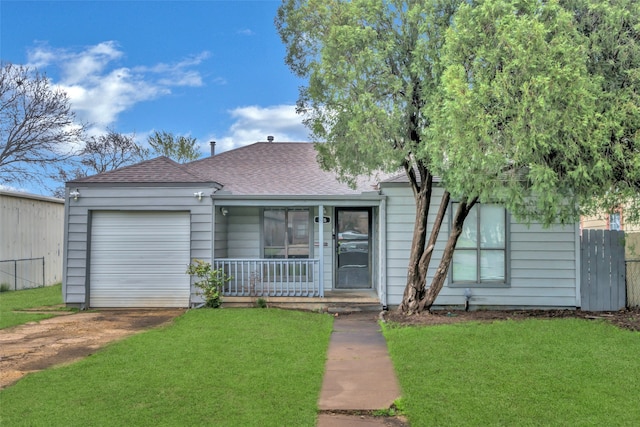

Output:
xmin=0 ymin=283 xmax=11 ymax=292
xmin=256 ymin=298 xmax=267 ymax=308
xmin=186 ymin=260 xmax=231 ymax=308
xmin=392 ymin=397 xmax=406 ymax=414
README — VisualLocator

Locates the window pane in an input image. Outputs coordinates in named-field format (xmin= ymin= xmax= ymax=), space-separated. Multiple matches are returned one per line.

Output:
xmin=287 ymin=210 xmax=309 ymax=258
xmin=264 ymin=209 xmax=285 ymax=247
xmin=456 ymin=204 xmax=477 ymax=248
xmin=480 ymin=204 xmax=505 ymax=249
xmin=452 ymin=250 xmax=477 ymax=282
xmin=289 ymin=210 xmax=309 ymax=241
xmin=480 ymin=250 xmax=505 ymax=281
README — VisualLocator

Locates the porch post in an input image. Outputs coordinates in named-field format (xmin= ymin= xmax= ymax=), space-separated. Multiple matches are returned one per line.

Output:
xmin=318 ymin=204 xmax=324 ymax=297
xmin=379 ymin=199 xmax=387 ymax=308
xmin=211 ymin=200 xmax=216 ymax=265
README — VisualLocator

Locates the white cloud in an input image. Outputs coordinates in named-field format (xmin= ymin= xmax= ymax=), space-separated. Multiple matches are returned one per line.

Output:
xmin=157 ymin=70 xmax=203 ymax=87
xmin=61 ymin=68 xmax=166 ymax=127
xmin=206 ymin=105 xmax=310 ymax=153
xmin=212 ymin=77 xmax=228 ymax=85
xmin=28 ymin=41 xmax=123 ymax=85
xmin=135 ymin=51 xmax=210 ymax=87
xmin=25 ymin=42 xmax=209 ymax=132
xmin=237 ymin=29 xmax=255 ymax=36
xmin=25 ymin=43 xmax=59 ymax=69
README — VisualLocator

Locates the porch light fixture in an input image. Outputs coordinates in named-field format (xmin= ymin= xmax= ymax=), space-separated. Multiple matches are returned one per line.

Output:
xmin=194 ymin=191 xmax=204 ymax=201
xmin=69 ymin=189 xmax=80 ymax=201
xmin=220 ymin=207 xmax=228 ymax=216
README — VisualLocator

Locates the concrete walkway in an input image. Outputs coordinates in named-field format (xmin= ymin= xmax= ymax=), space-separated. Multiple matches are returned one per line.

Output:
xmin=317 ymin=312 xmax=403 ymax=426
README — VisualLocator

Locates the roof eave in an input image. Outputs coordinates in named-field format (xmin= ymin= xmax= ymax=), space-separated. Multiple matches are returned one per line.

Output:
xmin=211 ymin=193 xmax=385 ymax=202
xmin=65 ymin=181 xmax=223 ymax=189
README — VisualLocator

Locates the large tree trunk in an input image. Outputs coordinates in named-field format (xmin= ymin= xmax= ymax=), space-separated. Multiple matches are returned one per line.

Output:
xmin=419 ymin=197 xmax=478 ymax=311
xmin=399 ymin=188 xmax=451 ymax=314
xmin=398 ymin=174 xmax=432 ymax=313
xmin=417 ymin=190 xmax=450 ymax=280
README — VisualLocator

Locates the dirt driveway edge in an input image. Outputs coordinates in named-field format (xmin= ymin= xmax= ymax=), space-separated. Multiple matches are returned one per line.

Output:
xmin=0 ymin=309 xmax=185 ymax=389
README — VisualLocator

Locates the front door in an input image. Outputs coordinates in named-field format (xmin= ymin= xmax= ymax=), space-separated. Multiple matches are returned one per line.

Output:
xmin=335 ymin=208 xmax=371 ymax=289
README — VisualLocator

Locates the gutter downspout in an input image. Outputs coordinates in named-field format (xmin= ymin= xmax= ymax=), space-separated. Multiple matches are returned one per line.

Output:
xmin=203 ymin=189 xmax=218 ymax=308
xmin=575 ymin=221 xmax=581 ymax=308
xmin=318 ymin=204 xmax=324 ymax=298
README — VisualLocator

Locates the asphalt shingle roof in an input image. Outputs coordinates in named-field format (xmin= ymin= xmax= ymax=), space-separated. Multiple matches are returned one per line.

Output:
xmin=187 ymin=142 xmax=382 ymax=196
xmin=68 ymin=142 xmax=384 ymax=196
xmin=68 ymin=156 xmax=212 ymax=184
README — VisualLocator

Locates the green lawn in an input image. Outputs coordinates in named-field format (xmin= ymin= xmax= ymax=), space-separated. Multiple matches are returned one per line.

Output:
xmin=383 ymin=318 xmax=640 ymax=426
xmin=0 ymin=309 xmax=333 ymax=427
xmin=0 ymin=284 xmax=64 ymax=329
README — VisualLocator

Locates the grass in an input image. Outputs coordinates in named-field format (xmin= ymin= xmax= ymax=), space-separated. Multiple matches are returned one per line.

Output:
xmin=0 ymin=308 xmax=333 ymax=427
xmin=383 ymin=318 xmax=640 ymax=426
xmin=0 ymin=284 xmax=64 ymax=329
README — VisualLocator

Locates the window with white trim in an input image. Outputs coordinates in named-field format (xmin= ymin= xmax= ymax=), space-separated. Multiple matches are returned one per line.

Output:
xmin=263 ymin=208 xmax=310 ymax=258
xmin=452 ymin=203 xmax=507 ymax=284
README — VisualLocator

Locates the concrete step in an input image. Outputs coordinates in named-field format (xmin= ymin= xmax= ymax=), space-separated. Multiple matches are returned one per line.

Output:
xmin=326 ymin=304 xmax=383 ymax=314
xmin=222 ymin=295 xmax=382 ymax=312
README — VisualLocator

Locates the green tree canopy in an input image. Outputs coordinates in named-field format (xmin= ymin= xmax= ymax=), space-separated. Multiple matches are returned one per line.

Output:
xmin=426 ymin=0 xmax=602 ymax=226
xmin=278 ymin=0 xmax=463 ymax=313
xmin=567 ymin=0 xmax=640 ymax=224
xmin=277 ymin=0 xmax=640 ymax=313
xmin=147 ymin=130 xmax=201 ymax=163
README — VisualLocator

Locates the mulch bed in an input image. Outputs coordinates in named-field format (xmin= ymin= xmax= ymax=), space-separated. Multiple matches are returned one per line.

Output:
xmin=383 ymin=307 xmax=640 ymax=332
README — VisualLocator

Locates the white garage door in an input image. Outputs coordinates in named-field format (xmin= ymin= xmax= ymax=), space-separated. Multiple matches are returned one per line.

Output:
xmin=90 ymin=211 xmax=191 ymax=308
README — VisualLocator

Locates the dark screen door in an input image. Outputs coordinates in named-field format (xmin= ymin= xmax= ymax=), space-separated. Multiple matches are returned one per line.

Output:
xmin=336 ymin=209 xmax=371 ymax=289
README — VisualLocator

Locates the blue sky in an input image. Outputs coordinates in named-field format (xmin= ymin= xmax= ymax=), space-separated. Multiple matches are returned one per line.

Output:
xmin=1 ymin=0 xmax=310 ymax=195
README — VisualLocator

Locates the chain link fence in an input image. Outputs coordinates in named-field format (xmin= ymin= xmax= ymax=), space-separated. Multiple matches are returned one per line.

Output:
xmin=627 ymin=260 xmax=640 ymax=308
xmin=0 ymin=257 xmax=45 ymax=292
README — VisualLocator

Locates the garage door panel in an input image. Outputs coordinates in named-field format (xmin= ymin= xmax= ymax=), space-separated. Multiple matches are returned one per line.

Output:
xmin=91 ymin=274 xmax=189 ymax=285
xmin=91 ymin=286 xmax=189 ymax=292
xmin=89 ymin=254 xmax=190 ymax=266
xmin=90 ymin=248 xmax=190 ymax=255
xmin=90 ymin=265 xmax=189 ymax=275
xmin=90 ymin=211 xmax=191 ymax=308
xmin=92 ymin=239 xmax=189 ymax=246
xmin=89 ymin=294 xmax=189 ymax=308
xmin=91 ymin=236 xmax=189 ymax=244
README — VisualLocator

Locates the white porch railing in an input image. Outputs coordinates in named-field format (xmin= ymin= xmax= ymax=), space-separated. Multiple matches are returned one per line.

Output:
xmin=213 ymin=258 xmax=322 ymax=297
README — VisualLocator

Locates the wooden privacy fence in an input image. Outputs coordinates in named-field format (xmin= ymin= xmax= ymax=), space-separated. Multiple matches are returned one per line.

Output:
xmin=580 ymin=230 xmax=626 ymax=311
xmin=627 ymin=260 xmax=640 ymax=308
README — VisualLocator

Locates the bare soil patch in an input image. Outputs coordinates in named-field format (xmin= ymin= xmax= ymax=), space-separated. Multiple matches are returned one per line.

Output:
xmin=383 ymin=307 xmax=640 ymax=332
xmin=319 ymin=411 xmax=409 ymax=426
xmin=0 ymin=309 xmax=184 ymax=389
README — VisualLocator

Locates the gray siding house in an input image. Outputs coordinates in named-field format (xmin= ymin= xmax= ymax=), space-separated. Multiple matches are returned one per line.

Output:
xmin=62 ymin=141 xmax=580 ymax=309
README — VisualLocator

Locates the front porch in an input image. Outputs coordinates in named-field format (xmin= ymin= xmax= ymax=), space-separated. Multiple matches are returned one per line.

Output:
xmin=215 ymin=258 xmax=323 ymax=297
xmin=214 ymin=258 xmax=381 ymax=311
xmin=210 ymin=195 xmax=388 ymax=309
